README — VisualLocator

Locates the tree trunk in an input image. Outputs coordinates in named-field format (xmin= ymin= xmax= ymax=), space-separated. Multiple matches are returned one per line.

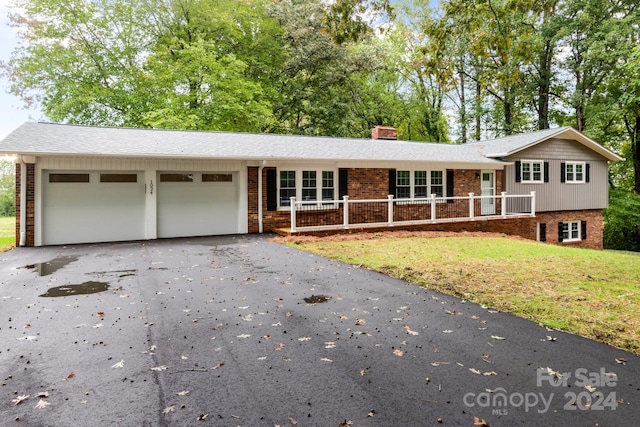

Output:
xmin=474 ymin=78 xmax=481 ymax=141
xmin=633 ymin=116 xmax=640 ymax=195
xmin=459 ymin=65 xmax=467 ymax=144
xmin=537 ymin=39 xmax=552 ymax=130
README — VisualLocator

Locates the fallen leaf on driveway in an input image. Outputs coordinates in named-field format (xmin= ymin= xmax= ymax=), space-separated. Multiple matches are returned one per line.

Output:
xmin=367 ymin=409 xmax=376 ymax=417
xmin=162 ymin=405 xmax=175 ymax=415
xmin=289 ymin=417 xmax=298 ymax=425
xmin=196 ymin=413 xmax=208 ymax=421
xmin=474 ymin=416 xmax=491 ymax=426
xmin=360 ymin=370 xmax=366 ymax=376
xmin=237 ymin=334 xmax=251 ymax=339
xmin=339 ymin=421 xmax=354 ymax=427
xmin=151 ymin=365 xmax=168 ymax=371
xmin=65 ymin=372 xmax=75 ymax=380
xmin=469 ymin=368 xmax=482 ymax=375
xmin=615 ymin=358 xmax=627 ymax=365
xmin=298 ymin=337 xmax=311 ymax=341
xmin=393 ymin=349 xmax=404 ymax=357
xmin=35 ymin=399 xmax=50 ymax=409
xmin=321 ymin=358 xmax=333 ymax=362
xmin=324 ymin=342 xmax=336 ymax=349
xmin=12 ymin=395 xmax=29 ymax=405
xmin=111 ymin=359 xmax=125 ymax=368
xmin=431 ymin=362 xmax=449 ymax=366
xmin=36 ymin=392 xmax=49 ymax=398
xmin=404 ymin=326 xmax=419 ymax=335
xmin=176 ymin=391 xmax=190 ymax=396
xmin=491 ymin=335 xmax=505 ymax=340
xmin=355 ymin=318 xmax=366 ymax=325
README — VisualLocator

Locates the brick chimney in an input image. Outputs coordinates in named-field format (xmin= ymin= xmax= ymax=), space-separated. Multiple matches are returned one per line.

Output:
xmin=371 ymin=125 xmax=397 ymax=140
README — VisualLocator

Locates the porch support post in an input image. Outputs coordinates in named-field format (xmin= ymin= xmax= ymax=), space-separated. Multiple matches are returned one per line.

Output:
xmin=387 ymin=195 xmax=394 ymax=226
xmin=530 ymin=191 xmax=536 ymax=217
xmin=469 ymin=193 xmax=474 ymax=220
xmin=431 ymin=194 xmax=437 ymax=223
xmin=343 ymin=196 xmax=349 ymax=228
xmin=501 ymin=192 xmax=507 ymax=218
xmin=290 ymin=197 xmax=297 ymax=233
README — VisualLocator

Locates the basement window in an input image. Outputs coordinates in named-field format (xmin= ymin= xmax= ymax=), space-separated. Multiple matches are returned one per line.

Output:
xmin=100 ymin=173 xmax=138 ymax=183
xmin=160 ymin=173 xmax=193 ymax=182
xmin=203 ymin=173 xmax=232 ymax=182
xmin=560 ymin=221 xmax=581 ymax=242
xmin=49 ymin=173 xmax=90 ymax=183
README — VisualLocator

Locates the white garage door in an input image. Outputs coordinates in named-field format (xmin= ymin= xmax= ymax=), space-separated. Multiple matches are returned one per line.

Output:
xmin=157 ymin=172 xmax=240 ymax=238
xmin=42 ymin=171 xmax=146 ymax=245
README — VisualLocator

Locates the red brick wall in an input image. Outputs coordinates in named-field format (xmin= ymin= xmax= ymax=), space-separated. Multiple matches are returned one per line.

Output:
xmin=346 ymin=168 xmax=390 ymax=199
xmin=534 ymin=210 xmax=603 ymax=249
xmin=15 ymin=162 xmax=35 ymax=247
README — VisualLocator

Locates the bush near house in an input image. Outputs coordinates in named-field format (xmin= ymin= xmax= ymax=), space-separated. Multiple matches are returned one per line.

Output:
xmin=604 ymin=190 xmax=640 ymax=252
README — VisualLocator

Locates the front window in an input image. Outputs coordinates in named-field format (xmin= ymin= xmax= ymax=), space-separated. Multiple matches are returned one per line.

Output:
xmin=280 ymin=171 xmax=296 ymax=206
xmin=396 ymin=170 xmax=411 ymax=199
xmin=566 ymin=162 xmax=585 ymax=183
xmin=414 ymin=171 xmax=427 ymax=198
xmin=322 ymin=171 xmax=334 ymax=200
xmin=278 ymin=168 xmax=338 ymax=207
xmin=302 ymin=171 xmax=317 ymax=201
xmin=562 ymin=221 xmax=580 ymax=242
xmin=521 ymin=161 xmax=544 ymax=183
xmin=430 ymin=171 xmax=444 ymax=197
xmin=396 ymin=169 xmax=444 ymax=199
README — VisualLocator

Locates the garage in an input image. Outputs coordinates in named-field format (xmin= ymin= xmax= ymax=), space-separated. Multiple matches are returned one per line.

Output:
xmin=42 ymin=170 xmax=146 ymax=245
xmin=157 ymin=171 xmax=240 ymax=238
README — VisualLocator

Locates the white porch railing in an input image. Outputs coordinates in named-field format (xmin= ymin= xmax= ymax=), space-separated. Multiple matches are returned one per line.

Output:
xmin=289 ymin=191 xmax=536 ymax=233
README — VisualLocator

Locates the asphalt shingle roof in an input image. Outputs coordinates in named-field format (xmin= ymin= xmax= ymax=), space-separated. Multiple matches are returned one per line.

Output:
xmin=0 ymin=122 xmax=622 ymax=164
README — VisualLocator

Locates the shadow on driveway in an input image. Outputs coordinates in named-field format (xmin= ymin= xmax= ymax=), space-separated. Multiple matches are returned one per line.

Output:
xmin=1 ymin=235 xmax=638 ymax=426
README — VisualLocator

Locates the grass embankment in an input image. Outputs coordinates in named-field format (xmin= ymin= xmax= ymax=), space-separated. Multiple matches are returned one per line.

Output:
xmin=288 ymin=233 xmax=640 ymax=355
xmin=0 ymin=216 xmax=15 ymax=252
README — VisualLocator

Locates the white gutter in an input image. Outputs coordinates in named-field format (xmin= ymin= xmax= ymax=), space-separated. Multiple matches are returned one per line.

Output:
xmin=18 ymin=155 xmax=26 ymax=246
xmin=258 ymin=160 xmax=266 ymax=233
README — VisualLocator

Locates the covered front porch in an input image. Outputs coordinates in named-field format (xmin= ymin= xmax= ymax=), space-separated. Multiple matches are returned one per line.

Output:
xmin=288 ymin=192 xmax=536 ymax=233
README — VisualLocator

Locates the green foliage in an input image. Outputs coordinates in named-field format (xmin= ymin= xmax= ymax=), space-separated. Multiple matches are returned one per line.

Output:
xmin=0 ymin=160 xmax=15 ymax=217
xmin=604 ymin=190 xmax=640 ymax=252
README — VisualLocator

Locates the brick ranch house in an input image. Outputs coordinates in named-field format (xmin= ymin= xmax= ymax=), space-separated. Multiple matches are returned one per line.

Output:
xmin=0 ymin=123 xmax=622 ymax=248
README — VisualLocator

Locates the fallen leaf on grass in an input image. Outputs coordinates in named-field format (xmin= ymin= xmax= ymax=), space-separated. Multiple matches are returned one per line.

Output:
xmin=111 ymin=359 xmax=125 ymax=368
xmin=12 ymin=395 xmax=29 ymax=405
xmin=35 ymin=399 xmax=50 ymax=409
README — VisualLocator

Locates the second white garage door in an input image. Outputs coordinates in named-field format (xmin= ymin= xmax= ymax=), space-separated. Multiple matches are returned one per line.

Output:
xmin=157 ymin=172 xmax=240 ymax=238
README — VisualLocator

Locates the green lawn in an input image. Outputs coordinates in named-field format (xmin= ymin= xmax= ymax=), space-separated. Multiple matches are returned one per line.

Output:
xmin=285 ymin=232 xmax=640 ymax=355
xmin=0 ymin=216 xmax=15 ymax=252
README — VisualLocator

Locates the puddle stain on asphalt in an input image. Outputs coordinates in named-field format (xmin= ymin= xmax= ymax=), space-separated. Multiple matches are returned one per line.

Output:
xmin=303 ymin=294 xmax=330 ymax=304
xmin=39 ymin=281 xmax=110 ymax=297
xmin=22 ymin=255 xmax=80 ymax=276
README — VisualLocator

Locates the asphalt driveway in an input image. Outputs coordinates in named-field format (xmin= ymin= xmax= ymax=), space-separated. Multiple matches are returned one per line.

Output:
xmin=0 ymin=235 xmax=638 ymax=426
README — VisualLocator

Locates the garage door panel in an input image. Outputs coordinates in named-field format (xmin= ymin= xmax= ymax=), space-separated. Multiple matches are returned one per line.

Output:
xmin=43 ymin=171 xmax=145 ymax=245
xmin=157 ymin=172 xmax=239 ymax=238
